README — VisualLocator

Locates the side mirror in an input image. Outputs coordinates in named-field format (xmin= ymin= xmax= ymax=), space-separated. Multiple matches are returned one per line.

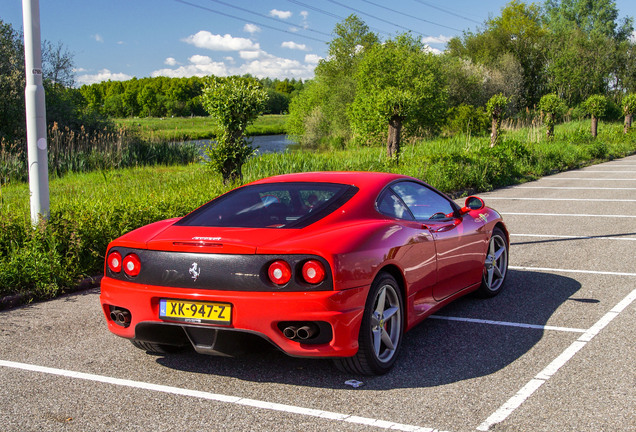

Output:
xmin=460 ymin=196 xmax=485 ymax=214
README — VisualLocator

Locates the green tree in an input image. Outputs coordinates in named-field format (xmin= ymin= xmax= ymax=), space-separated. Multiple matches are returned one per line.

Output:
xmin=583 ymin=94 xmax=608 ymax=138
xmin=287 ymin=15 xmax=379 ymax=147
xmin=201 ymin=76 xmax=268 ymax=183
xmin=349 ymin=33 xmax=446 ymax=162
xmin=538 ymin=93 xmax=567 ymax=138
xmin=486 ymin=93 xmax=509 ymax=147
xmin=543 ymin=0 xmax=633 ymax=41
xmin=621 ymin=93 xmax=636 ymax=133
xmin=0 ymin=20 xmax=26 ymax=141
xmin=447 ymin=1 xmax=546 ymax=110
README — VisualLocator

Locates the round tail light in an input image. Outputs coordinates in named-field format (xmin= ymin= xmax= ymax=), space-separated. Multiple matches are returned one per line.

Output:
xmin=268 ymin=260 xmax=292 ymax=285
xmin=123 ymin=253 xmax=141 ymax=277
xmin=302 ymin=260 xmax=326 ymax=284
xmin=107 ymin=251 xmax=122 ymax=273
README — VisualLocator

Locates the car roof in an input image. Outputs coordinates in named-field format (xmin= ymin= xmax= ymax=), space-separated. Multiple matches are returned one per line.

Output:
xmin=248 ymin=171 xmax=413 ymax=189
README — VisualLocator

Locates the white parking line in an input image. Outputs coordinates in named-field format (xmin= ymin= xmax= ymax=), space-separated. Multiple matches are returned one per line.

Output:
xmin=542 ymin=178 xmax=636 ymax=181
xmin=509 ymin=265 xmax=636 ymax=277
xmin=516 ymin=186 xmax=636 ymax=190
xmin=501 ymin=212 xmax=636 ymax=218
xmin=0 ymin=360 xmax=440 ymax=432
xmin=477 ymin=287 xmax=636 ymax=431
xmin=511 ymin=234 xmax=636 ymax=242
xmin=429 ymin=315 xmax=586 ymax=333
xmin=485 ymin=197 xmax=636 ymax=202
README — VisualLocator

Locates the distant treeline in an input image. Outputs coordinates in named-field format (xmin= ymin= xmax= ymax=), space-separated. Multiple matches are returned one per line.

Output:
xmin=79 ymin=76 xmax=305 ymax=118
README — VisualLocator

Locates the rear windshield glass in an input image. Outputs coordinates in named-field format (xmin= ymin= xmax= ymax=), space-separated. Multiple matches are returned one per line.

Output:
xmin=176 ymin=182 xmax=357 ymax=228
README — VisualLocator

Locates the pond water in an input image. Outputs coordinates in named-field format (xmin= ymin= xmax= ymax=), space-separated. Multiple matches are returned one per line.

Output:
xmin=186 ymin=135 xmax=296 ymax=155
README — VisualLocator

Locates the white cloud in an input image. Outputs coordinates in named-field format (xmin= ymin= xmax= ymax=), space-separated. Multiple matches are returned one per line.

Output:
xmin=304 ymin=54 xmax=321 ymax=64
xmin=237 ymin=53 xmax=314 ymax=80
xmin=239 ymin=50 xmax=263 ymax=60
xmin=300 ymin=11 xmax=309 ymax=20
xmin=75 ymin=69 xmax=132 ymax=86
xmin=183 ymin=31 xmax=259 ymax=51
xmin=631 ymin=31 xmax=636 ymax=43
xmin=421 ymin=35 xmax=451 ymax=45
xmin=152 ymin=58 xmax=228 ymax=78
xmin=281 ymin=41 xmax=308 ymax=51
xmin=164 ymin=57 xmax=178 ymax=66
xmin=423 ymin=45 xmax=442 ymax=55
xmin=244 ymin=23 xmax=261 ymax=34
xmin=92 ymin=34 xmax=104 ymax=43
xmin=270 ymin=9 xmax=292 ymax=19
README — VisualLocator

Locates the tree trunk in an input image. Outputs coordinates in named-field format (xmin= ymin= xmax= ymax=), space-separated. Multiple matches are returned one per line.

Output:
xmin=625 ymin=114 xmax=633 ymax=134
xmin=591 ymin=115 xmax=598 ymax=138
xmin=490 ymin=116 xmax=498 ymax=147
xmin=387 ymin=116 xmax=402 ymax=162
xmin=546 ymin=113 xmax=554 ymax=139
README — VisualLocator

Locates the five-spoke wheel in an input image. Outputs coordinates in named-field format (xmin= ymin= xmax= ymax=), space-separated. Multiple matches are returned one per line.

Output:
xmin=334 ymin=273 xmax=403 ymax=375
xmin=477 ymin=227 xmax=509 ymax=297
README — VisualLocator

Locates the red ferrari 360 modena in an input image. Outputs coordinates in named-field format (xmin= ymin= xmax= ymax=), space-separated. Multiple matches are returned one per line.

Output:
xmin=100 ymin=171 xmax=509 ymax=375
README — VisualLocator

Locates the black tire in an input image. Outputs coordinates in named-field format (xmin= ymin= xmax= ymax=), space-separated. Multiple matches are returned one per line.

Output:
xmin=475 ymin=227 xmax=509 ymax=298
xmin=130 ymin=340 xmax=182 ymax=354
xmin=334 ymin=273 xmax=404 ymax=375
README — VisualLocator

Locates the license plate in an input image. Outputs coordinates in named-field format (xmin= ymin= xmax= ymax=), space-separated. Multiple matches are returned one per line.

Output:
xmin=159 ymin=299 xmax=231 ymax=324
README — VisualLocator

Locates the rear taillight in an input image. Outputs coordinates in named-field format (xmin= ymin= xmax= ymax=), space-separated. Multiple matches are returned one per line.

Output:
xmin=301 ymin=260 xmax=325 ymax=284
xmin=107 ymin=251 xmax=122 ymax=273
xmin=123 ymin=253 xmax=141 ymax=277
xmin=268 ymin=260 xmax=292 ymax=285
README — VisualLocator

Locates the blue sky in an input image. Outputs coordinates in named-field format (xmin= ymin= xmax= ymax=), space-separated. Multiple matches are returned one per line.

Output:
xmin=3 ymin=0 xmax=636 ymax=86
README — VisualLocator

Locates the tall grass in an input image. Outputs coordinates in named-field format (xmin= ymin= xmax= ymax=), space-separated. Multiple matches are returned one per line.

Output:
xmin=0 ymin=123 xmax=199 ymax=184
xmin=1 ymin=119 xmax=635 ymax=306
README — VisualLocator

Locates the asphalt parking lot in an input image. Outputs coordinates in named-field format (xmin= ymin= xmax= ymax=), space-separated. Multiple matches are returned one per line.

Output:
xmin=1 ymin=155 xmax=635 ymax=431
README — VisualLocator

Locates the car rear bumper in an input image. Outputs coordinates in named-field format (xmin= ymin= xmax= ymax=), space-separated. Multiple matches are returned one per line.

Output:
xmin=100 ymin=276 xmax=366 ymax=358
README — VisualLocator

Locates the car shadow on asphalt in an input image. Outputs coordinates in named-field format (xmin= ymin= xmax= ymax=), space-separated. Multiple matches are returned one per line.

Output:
xmin=155 ymin=269 xmax=582 ymax=390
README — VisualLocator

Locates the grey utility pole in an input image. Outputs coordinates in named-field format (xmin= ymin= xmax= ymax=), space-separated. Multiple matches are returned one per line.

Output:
xmin=22 ymin=0 xmax=50 ymax=224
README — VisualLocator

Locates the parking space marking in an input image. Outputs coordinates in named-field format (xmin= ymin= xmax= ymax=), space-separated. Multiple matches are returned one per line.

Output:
xmin=542 ymin=178 xmax=636 ymax=181
xmin=485 ymin=197 xmax=636 ymax=202
xmin=501 ymin=212 xmax=636 ymax=218
xmin=515 ymin=186 xmax=636 ymax=190
xmin=477 ymin=287 xmax=636 ymax=431
xmin=509 ymin=265 xmax=636 ymax=277
xmin=429 ymin=315 xmax=586 ymax=333
xmin=0 ymin=360 xmax=441 ymax=432
xmin=511 ymin=234 xmax=636 ymax=242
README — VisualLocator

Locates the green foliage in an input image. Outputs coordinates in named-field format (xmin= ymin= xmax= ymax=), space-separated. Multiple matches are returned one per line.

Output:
xmin=201 ymin=76 xmax=268 ymax=183
xmin=444 ymin=104 xmax=490 ymax=136
xmin=539 ymin=93 xmax=567 ymax=137
xmin=349 ymin=33 xmax=447 ymax=148
xmin=486 ymin=93 xmax=509 ymax=117
xmin=583 ymin=94 xmax=608 ymax=118
xmin=287 ymin=15 xmax=379 ymax=148
xmin=622 ymin=93 xmax=636 ymax=115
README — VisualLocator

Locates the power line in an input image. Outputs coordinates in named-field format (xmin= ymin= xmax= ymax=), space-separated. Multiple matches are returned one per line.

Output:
xmin=173 ymin=0 xmax=328 ymax=43
xmin=324 ymin=0 xmax=428 ymax=36
xmin=412 ymin=0 xmax=481 ymax=25
xmin=205 ymin=0 xmax=332 ymax=38
xmin=360 ymin=0 xmax=461 ymax=32
xmin=286 ymin=0 xmax=391 ymax=37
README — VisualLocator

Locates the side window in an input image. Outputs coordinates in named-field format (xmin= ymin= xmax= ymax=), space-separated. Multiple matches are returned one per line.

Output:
xmin=377 ymin=189 xmax=414 ymax=220
xmin=391 ymin=181 xmax=455 ymax=220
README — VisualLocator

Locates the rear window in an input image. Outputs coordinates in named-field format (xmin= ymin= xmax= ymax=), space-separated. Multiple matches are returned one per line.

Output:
xmin=177 ymin=182 xmax=357 ymax=228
